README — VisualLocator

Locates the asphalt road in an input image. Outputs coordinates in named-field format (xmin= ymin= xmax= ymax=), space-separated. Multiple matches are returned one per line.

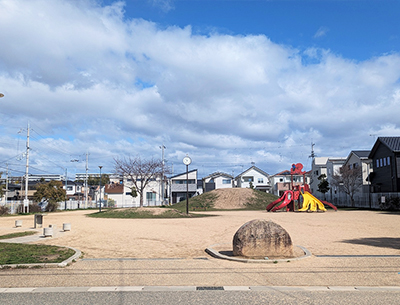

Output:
xmin=1 ymin=290 xmax=400 ymax=305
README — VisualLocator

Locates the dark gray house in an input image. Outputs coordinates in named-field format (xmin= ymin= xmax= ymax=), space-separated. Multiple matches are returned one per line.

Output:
xmin=368 ymin=137 xmax=400 ymax=192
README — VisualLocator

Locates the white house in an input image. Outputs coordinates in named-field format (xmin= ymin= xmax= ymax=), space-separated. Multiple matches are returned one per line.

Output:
xmin=106 ymin=174 xmax=166 ymax=207
xmin=235 ymin=166 xmax=271 ymax=192
xmin=203 ymin=172 xmax=234 ymax=192
xmin=170 ymin=169 xmax=198 ymax=204
xmin=310 ymin=157 xmax=346 ymax=198
xmin=325 ymin=150 xmax=372 ymax=206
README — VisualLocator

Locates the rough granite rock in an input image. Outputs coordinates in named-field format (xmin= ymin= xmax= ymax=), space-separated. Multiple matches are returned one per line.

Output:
xmin=232 ymin=219 xmax=294 ymax=258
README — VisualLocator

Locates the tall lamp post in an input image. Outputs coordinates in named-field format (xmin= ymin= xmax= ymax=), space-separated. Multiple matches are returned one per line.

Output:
xmin=98 ymin=166 xmax=103 ymax=212
xmin=182 ymin=155 xmax=192 ymax=215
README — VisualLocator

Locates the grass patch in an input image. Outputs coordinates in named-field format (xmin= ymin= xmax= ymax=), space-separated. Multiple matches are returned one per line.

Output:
xmin=172 ymin=192 xmax=219 ymax=212
xmin=0 ymin=243 xmax=75 ymax=265
xmin=245 ymin=190 xmax=279 ymax=210
xmin=87 ymin=207 xmax=209 ymax=218
xmin=0 ymin=231 xmax=37 ymax=240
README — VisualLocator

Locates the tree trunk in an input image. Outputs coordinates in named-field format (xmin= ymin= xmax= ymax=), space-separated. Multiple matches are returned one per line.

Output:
xmin=139 ymin=194 xmax=143 ymax=208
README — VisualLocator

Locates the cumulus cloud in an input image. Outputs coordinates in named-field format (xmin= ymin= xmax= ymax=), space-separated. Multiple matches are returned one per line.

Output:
xmin=0 ymin=0 xmax=399 ymax=177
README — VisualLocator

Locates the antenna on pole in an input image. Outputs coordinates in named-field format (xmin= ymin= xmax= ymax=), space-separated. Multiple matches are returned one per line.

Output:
xmin=308 ymin=141 xmax=316 ymax=171
xmin=24 ymin=123 xmax=30 ymax=213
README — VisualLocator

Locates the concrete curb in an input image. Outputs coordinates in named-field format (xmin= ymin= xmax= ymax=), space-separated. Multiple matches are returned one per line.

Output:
xmin=1 ymin=286 xmax=400 ymax=293
xmin=0 ymin=246 xmax=81 ymax=269
xmin=205 ymin=243 xmax=312 ymax=263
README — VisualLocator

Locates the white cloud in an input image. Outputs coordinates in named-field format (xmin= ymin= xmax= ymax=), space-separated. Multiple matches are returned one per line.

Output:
xmin=314 ymin=26 xmax=329 ymax=38
xmin=0 ymin=0 xmax=399 ymax=177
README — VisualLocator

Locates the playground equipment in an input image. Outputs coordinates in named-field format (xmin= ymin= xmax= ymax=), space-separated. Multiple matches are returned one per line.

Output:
xmin=266 ymin=163 xmax=337 ymax=212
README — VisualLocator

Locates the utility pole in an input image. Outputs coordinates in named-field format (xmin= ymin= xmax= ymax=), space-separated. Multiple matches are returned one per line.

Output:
xmin=169 ymin=162 xmax=173 ymax=205
xmin=64 ymin=168 xmax=68 ymax=210
xmin=24 ymin=123 xmax=30 ymax=213
xmin=85 ymin=152 xmax=89 ymax=208
xmin=5 ymin=163 xmax=8 ymax=207
xmin=160 ymin=145 xmax=166 ymax=204
xmin=98 ymin=166 xmax=103 ymax=212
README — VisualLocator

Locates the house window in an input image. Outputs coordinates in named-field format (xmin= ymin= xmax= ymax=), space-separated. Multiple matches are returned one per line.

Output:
xmin=383 ymin=158 xmax=387 ymax=166
xmin=376 ymin=159 xmax=379 ymax=168
xmin=146 ymin=192 xmax=156 ymax=201
xmin=173 ymin=179 xmax=196 ymax=184
xmin=258 ymin=178 xmax=263 ymax=183
xmin=388 ymin=157 xmax=391 ymax=165
xmin=67 ymin=186 xmax=73 ymax=191
xmin=222 ymin=179 xmax=231 ymax=184
xmin=380 ymin=159 xmax=383 ymax=167
xmin=242 ymin=176 xmax=253 ymax=182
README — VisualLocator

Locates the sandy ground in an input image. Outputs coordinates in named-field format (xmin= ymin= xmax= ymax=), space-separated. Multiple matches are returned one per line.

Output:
xmin=1 ymin=208 xmax=399 ymax=259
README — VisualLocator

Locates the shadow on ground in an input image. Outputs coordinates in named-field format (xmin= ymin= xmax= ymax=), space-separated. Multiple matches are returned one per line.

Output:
xmin=341 ymin=237 xmax=400 ymax=250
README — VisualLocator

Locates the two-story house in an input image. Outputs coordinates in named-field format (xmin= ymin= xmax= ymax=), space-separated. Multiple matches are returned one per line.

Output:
xmin=368 ymin=137 xmax=400 ymax=192
xmin=170 ymin=169 xmax=198 ymax=204
xmin=235 ymin=166 xmax=271 ymax=192
xmin=310 ymin=157 xmax=346 ymax=199
xmin=270 ymin=169 xmax=310 ymax=196
xmin=202 ymin=172 xmax=234 ymax=192
xmin=106 ymin=174 xmax=166 ymax=207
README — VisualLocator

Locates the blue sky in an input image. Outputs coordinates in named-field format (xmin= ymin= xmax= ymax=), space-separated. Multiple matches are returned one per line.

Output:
xmin=0 ymin=0 xmax=399 ymax=179
xmin=110 ymin=0 xmax=400 ymax=60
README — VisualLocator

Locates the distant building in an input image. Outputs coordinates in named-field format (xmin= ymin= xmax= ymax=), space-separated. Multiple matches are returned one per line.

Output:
xmin=170 ymin=169 xmax=198 ymax=204
xmin=202 ymin=172 xmax=234 ymax=192
xmin=270 ymin=169 xmax=310 ymax=196
xmin=235 ymin=166 xmax=271 ymax=192
xmin=368 ymin=137 xmax=400 ymax=192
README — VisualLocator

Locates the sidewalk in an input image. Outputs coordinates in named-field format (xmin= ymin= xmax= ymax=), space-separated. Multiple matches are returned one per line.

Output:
xmin=1 ymin=210 xmax=400 ymax=288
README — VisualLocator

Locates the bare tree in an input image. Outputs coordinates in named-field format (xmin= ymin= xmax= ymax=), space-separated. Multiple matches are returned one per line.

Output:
xmin=332 ymin=165 xmax=363 ymax=207
xmin=114 ymin=156 xmax=165 ymax=207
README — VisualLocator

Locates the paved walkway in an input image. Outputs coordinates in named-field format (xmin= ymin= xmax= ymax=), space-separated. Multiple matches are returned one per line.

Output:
xmin=1 ymin=211 xmax=400 ymax=289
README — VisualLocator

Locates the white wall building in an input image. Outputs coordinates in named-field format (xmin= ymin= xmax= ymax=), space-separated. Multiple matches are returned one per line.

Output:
xmin=203 ymin=172 xmax=234 ymax=192
xmin=235 ymin=166 xmax=271 ymax=192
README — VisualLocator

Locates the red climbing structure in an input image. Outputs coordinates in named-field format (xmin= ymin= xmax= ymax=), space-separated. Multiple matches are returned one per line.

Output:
xmin=266 ymin=163 xmax=337 ymax=212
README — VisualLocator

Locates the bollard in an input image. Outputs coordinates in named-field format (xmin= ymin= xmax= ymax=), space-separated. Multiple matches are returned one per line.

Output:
xmin=43 ymin=227 xmax=53 ymax=237
xmin=63 ymin=223 xmax=71 ymax=231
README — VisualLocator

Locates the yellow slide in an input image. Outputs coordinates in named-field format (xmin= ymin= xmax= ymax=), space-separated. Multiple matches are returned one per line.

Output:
xmin=298 ymin=192 xmax=327 ymax=212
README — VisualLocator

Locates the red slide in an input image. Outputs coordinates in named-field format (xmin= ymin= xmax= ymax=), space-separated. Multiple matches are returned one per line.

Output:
xmin=266 ymin=190 xmax=293 ymax=212
xmin=321 ymin=200 xmax=338 ymax=211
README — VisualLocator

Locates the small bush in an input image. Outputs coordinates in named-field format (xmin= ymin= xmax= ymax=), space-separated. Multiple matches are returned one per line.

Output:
xmin=0 ymin=205 xmax=9 ymax=216
xmin=29 ymin=204 xmax=42 ymax=213
xmin=45 ymin=202 xmax=58 ymax=212
xmin=16 ymin=204 xmax=26 ymax=214
xmin=380 ymin=197 xmax=400 ymax=211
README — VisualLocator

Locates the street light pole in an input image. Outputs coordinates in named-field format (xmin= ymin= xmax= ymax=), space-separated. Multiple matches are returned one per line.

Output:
xmin=98 ymin=166 xmax=103 ymax=212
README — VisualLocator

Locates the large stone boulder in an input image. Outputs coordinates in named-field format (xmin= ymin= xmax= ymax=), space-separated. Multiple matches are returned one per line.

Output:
xmin=233 ymin=219 xmax=293 ymax=258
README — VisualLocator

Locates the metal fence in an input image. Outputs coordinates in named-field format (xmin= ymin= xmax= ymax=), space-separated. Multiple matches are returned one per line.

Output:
xmin=318 ymin=192 xmax=400 ymax=210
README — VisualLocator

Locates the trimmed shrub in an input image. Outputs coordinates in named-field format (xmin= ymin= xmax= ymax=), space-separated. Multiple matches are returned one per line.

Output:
xmin=0 ymin=205 xmax=9 ymax=216
xmin=45 ymin=202 xmax=58 ymax=212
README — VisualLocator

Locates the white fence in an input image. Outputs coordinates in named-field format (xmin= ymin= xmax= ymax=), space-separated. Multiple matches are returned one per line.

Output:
xmin=1 ymin=199 xmax=166 ymax=214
